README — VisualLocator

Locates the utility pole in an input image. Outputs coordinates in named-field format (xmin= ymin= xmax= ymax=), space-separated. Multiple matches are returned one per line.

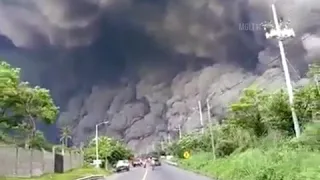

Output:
xmin=80 ymin=142 xmax=84 ymax=166
xmin=315 ymin=75 xmax=319 ymax=91
xmin=160 ymin=140 xmax=164 ymax=151
xmin=94 ymin=121 xmax=109 ymax=168
xmin=178 ymin=116 xmax=183 ymax=139
xmin=310 ymin=64 xmax=320 ymax=93
xmin=95 ymin=126 xmax=100 ymax=168
xmin=198 ymin=101 xmax=205 ymax=134
xmin=174 ymin=124 xmax=182 ymax=139
xmin=178 ymin=125 xmax=182 ymax=139
xmin=205 ymin=91 xmax=216 ymax=158
xmin=152 ymin=143 xmax=155 ymax=151
xmin=159 ymin=136 xmax=164 ymax=151
xmin=206 ymin=98 xmax=216 ymax=159
xmin=263 ymin=4 xmax=301 ymax=137
xmin=192 ymin=101 xmax=204 ymax=134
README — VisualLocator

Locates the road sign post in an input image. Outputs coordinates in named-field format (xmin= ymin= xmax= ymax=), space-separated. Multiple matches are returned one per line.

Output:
xmin=183 ymin=151 xmax=190 ymax=159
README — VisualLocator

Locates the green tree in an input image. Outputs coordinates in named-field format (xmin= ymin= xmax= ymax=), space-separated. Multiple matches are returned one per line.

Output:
xmin=166 ymin=64 xmax=320 ymax=162
xmin=228 ymin=88 xmax=268 ymax=136
xmin=17 ymin=83 xmax=59 ymax=131
xmin=294 ymin=83 xmax=319 ymax=122
xmin=307 ymin=64 xmax=320 ymax=79
xmin=29 ymin=130 xmax=47 ymax=149
xmin=259 ymin=90 xmax=294 ymax=135
xmin=0 ymin=61 xmax=22 ymax=128
xmin=60 ymin=126 xmax=72 ymax=149
xmin=228 ymin=83 xmax=318 ymax=137
xmin=0 ymin=61 xmax=59 ymax=126
xmin=306 ymin=63 xmax=320 ymax=120
xmin=84 ymin=136 xmax=133 ymax=167
xmin=260 ymin=85 xmax=319 ymax=136
xmin=0 ymin=60 xmax=59 ymax=146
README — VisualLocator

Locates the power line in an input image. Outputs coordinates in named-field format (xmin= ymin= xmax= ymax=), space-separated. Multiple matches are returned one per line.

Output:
xmin=265 ymin=34 xmax=312 ymax=67
xmin=286 ymin=58 xmax=301 ymax=80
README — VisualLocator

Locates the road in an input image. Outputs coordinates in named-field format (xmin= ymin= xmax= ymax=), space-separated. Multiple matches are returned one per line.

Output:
xmin=105 ymin=163 xmax=214 ymax=180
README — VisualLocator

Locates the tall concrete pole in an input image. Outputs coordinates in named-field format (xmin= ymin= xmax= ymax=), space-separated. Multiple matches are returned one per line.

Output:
xmin=265 ymin=4 xmax=301 ymax=137
xmin=160 ymin=140 xmax=164 ymax=151
xmin=198 ymin=101 xmax=204 ymax=134
xmin=178 ymin=125 xmax=182 ymax=139
xmin=94 ymin=121 xmax=109 ymax=168
xmin=168 ymin=132 xmax=171 ymax=144
xmin=206 ymin=99 xmax=216 ymax=159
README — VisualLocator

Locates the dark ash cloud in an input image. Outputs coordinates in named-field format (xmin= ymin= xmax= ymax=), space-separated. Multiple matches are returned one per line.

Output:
xmin=0 ymin=0 xmax=319 ymax=150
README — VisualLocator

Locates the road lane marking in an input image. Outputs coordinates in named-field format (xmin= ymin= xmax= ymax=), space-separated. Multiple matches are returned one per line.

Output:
xmin=142 ymin=168 xmax=148 ymax=180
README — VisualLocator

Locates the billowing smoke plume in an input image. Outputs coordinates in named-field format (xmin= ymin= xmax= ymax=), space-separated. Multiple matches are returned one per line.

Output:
xmin=0 ymin=0 xmax=319 ymax=152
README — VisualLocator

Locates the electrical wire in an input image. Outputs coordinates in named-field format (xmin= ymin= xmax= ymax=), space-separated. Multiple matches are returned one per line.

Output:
xmin=264 ymin=34 xmax=312 ymax=67
xmin=286 ymin=58 xmax=301 ymax=79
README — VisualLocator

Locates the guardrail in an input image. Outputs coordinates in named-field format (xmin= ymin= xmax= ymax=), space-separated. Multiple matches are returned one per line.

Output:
xmin=165 ymin=160 xmax=178 ymax=166
xmin=75 ymin=175 xmax=106 ymax=180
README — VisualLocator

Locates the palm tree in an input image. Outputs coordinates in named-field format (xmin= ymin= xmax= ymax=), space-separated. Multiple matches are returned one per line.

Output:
xmin=60 ymin=126 xmax=72 ymax=155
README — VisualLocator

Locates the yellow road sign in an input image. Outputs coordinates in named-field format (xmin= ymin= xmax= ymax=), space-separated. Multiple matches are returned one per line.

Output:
xmin=183 ymin=151 xmax=190 ymax=159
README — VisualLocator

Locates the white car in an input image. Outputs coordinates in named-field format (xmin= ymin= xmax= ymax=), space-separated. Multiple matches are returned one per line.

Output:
xmin=115 ymin=160 xmax=130 ymax=172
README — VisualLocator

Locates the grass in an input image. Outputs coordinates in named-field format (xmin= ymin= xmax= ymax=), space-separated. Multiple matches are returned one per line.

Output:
xmin=0 ymin=168 xmax=111 ymax=180
xmin=178 ymin=146 xmax=320 ymax=180
xmin=175 ymin=123 xmax=320 ymax=180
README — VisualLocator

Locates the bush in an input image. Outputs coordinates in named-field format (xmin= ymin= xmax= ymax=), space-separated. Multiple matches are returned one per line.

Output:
xmin=188 ymin=147 xmax=320 ymax=180
xmin=83 ymin=136 xmax=133 ymax=167
xmin=290 ymin=123 xmax=320 ymax=151
xmin=166 ymin=68 xmax=320 ymax=179
xmin=166 ymin=124 xmax=257 ymax=158
xmin=178 ymin=125 xmax=320 ymax=180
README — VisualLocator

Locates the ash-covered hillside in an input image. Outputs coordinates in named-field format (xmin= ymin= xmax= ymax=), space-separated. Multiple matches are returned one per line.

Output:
xmin=0 ymin=0 xmax=319 ymax=152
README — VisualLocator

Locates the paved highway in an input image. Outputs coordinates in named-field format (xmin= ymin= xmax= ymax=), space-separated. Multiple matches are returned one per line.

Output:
xmin=105 ymin=163 xmax=214 ymax=180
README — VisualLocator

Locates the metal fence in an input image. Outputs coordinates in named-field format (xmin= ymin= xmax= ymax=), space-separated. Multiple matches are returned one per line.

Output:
xmin=0 ymin=145 xmax=83 ymax=177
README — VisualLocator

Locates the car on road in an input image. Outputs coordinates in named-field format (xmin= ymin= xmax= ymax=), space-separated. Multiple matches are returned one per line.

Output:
xmin=132 ymin=158 xmax=142 ymax=167
xmin=115 ymin=160 xmax=130 ymax=172
xmin=152 ymin=157 xmax=161 ymax=166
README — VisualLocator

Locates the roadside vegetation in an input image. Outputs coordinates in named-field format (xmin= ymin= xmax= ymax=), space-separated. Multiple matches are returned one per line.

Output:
xmin=0 ymin=60 xmax=59 ymax=149
xmin=0 ymin=167 xmax=110 ymax=180
xmin=165 ymin=64 xmax=320 ymax=180
xmin=0 ymin=60 xmax=134 ymax=178
xmin=83 ymin=136 xmax=133 ymax=168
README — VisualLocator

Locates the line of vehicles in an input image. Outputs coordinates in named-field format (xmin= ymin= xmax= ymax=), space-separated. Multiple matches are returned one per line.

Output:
xmin=115 ymin=156 xmax=161 ymax=173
